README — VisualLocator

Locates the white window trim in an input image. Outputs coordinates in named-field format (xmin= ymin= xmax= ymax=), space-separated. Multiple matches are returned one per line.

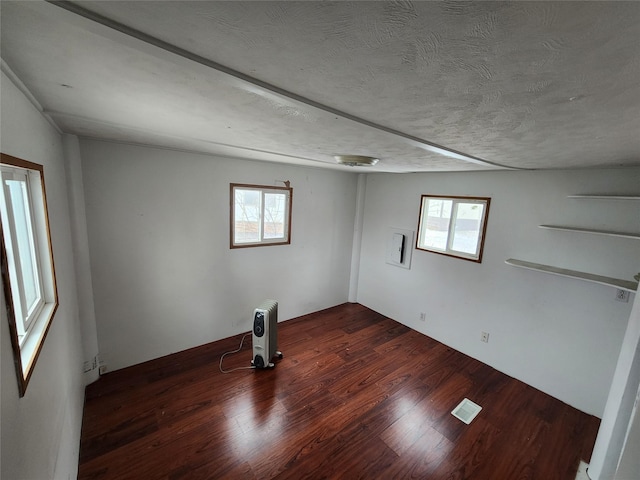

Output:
xmin=230 ymin=183 xmax=292 ymax=248
xmin=1 ymin=153 xmax=58 ymax=397
xmin=416 ymin=195 xmax=491 ymax=263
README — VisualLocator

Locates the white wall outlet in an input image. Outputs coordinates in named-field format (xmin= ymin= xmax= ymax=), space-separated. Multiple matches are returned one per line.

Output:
xmin=615 ymin=289 xmax=630 ymax=303
xmin=84 ymin=355 xmax=101 ymax=373
xmin=99 ymin=365 xmax=107 ymax=375
xmin=419 ymin=312 xmax=426 ymax=322
xmin=481 ymin=332 xmax=490 ymax=343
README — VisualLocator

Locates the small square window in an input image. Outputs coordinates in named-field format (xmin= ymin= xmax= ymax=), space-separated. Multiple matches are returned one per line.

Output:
xmin=230 ymin=183 xmax=292 ymax=248
xmin=416 ymin=195 xmax=490 ymax=263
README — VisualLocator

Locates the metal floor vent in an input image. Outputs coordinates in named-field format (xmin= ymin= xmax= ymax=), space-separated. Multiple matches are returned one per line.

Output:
xmin=451 ymin=398 xmax=482 ymax=424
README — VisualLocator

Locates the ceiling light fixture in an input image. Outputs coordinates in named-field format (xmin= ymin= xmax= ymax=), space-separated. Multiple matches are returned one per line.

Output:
xmin=334 ymin=155 xmax=379 ymax=167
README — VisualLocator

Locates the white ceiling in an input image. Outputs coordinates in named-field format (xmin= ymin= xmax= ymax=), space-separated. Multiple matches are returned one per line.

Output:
xmin=1 ymin=1 xmax=639 ymax=172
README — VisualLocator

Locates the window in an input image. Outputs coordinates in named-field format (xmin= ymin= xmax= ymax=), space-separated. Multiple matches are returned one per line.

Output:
xmin=230 ymin=183 xmax=292 ymax=248
xmin=416 ymin=195 xmax=490 ymax=263
xmin=1 ymin=153 xmax=58 ymax=396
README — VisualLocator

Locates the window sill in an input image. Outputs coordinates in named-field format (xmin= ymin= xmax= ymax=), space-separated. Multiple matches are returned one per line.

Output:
xmin=19 ymin=302 xmax=57 ymax=376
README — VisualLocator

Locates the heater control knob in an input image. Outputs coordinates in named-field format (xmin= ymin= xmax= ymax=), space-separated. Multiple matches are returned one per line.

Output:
xmin=253 ymin=312 xmax=265 ymax=337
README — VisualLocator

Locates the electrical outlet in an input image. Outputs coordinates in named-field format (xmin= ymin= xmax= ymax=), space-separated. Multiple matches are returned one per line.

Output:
xmin=419 ymin=312 xmax=426 ymax=322
xmin=99 ymin=365 xmax=107 ymax=375
xmin=481 ymin=332 xmax=490 ymax=343
xmin=84 ymin=355 xmax=101 ymax=373
xmin=615 ymin=289 xmax=630 ymax=303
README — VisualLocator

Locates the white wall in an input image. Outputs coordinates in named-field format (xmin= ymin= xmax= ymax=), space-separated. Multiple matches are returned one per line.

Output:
xmin=590 ymin=289 xmax=640 ymax=479
xmin=357 ymin=168 xmax=640 ymax=417
xmin=614 ymin=386 xmax=640 ymax=479
xmin=1 ymin=70 xmax=85 ymax=479
xmin=63 ymin=134 xmax=100 ymax=385
xmin=79 ymin=139 xmax=358 ymax=371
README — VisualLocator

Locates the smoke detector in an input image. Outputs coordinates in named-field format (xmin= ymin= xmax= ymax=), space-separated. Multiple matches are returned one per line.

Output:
xmin=334 ymin=155 xmax=379 ymax=167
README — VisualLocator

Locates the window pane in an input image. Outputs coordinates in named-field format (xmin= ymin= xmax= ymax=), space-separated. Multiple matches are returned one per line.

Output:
xmin=263 ymin=193 xmax=285 ymax=239
xmin=420 ymin=199 xmax=452 ymax=251
xmin=5 ymin=179 xmax=41 ymax=316
xmin=451 ymin=203 xmax=484 ymax=255
xmin=234 ymin=189 xmax=261 ymax=243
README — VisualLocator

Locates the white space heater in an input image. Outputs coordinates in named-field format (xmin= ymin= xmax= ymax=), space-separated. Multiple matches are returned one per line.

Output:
xmin=252 ymin=300 xmax=282 ymax=368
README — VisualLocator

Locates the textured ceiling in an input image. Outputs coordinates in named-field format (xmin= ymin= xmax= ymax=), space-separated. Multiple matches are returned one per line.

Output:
xmin=1 ymin=1 xmax=639 ymax=172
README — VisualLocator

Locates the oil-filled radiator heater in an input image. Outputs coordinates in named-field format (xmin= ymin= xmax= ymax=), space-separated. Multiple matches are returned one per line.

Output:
xmin=252 ymin=300 xmax=282 ymax=368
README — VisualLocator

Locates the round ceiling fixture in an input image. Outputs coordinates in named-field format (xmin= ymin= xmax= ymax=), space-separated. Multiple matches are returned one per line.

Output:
xmin=334 ymin=155 xmax=379 ymax=167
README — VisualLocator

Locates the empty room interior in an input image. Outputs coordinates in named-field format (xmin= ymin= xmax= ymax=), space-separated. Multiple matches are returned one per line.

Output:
xmin=1 ymin=1 xmax=640 ymax=479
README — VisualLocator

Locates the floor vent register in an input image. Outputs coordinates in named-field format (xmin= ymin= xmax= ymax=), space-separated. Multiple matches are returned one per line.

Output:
xmin=451 ymin=398 xmax=482 ymax=424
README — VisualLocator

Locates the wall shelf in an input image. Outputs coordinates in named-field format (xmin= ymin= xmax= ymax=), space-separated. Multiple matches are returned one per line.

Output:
xmin=568 ymin=195 xmax=640 ymax=200
xmin=505 ymin=258 xmax=638 ymax=292
xmin=510 ymin=194 xmax=640 ymax=293
xmin=539 ymin=225 xmax=640 ymax=240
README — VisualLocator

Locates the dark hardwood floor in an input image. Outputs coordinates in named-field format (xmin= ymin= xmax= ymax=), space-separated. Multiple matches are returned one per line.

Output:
xmin=79 ymin=303 xmax=600 ymax=480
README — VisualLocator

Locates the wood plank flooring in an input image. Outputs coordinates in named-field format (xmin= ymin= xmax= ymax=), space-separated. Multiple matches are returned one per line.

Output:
xmin=78 ymin=303 xmax=600 ymax=480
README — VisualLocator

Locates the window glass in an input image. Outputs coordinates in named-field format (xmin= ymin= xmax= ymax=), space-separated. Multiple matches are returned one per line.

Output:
xmin=263 ymin=193 xmax=286 ymax=239
xmin=420 ymin=198 xmax=452 ymax=251
xmin=234 ymin=188 xmax=261 ymax=244
xmin=451 ymin=203 xmax=484 ymax=255
xmin=4 ymin=177 xmax=42 ymax=322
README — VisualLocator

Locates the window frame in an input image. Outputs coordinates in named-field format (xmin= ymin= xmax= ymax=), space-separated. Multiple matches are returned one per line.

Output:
xmin=1 ymin=167 xmax=45 ymax=333
xmin=415 ymin=195 xmax=491 ymax=263
xmin=1 ymin=153 xmax=58 ymax=397
xmin=230 ymin=183 xmax=292 ymax=249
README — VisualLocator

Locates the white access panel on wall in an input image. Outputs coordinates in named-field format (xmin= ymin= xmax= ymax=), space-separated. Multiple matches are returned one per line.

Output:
xmin=385 ymin=227 xmax=414 ymax=269
xmin=391 ymin=233 xmax=405 ymax=263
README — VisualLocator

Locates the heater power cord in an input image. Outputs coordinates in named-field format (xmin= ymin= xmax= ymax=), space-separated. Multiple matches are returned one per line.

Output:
xmin=219 ymin=332 xmax=256 ymax=373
